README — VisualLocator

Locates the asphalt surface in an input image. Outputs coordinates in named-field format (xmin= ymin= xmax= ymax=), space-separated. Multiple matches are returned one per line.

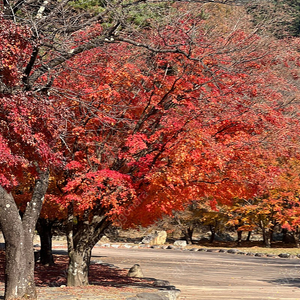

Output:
xmin=92 ymin=246 xmax=300 ymax=300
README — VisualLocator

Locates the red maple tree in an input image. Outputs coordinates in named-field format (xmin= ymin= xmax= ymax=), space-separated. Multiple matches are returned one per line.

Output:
xmin=0 ymin=15 xmax=65 ymax=299
xmin=45 ymin=14 xmax=300 ymax=285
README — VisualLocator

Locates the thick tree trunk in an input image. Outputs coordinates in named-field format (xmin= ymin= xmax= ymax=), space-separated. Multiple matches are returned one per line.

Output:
xmin=2 ymin=214 xmax=33 ymax=299
xmin=66 ymin=206 xmax=110 ymax=286
xmin=0 ymin=171 xmax=49 ymax=300
xmin=67 ymin=248 xmax=91 ymax=286
xmin=36 ymin=218 xmax=55 ymax=265
xmin=262 ymin=229 xmax=272 ymax=248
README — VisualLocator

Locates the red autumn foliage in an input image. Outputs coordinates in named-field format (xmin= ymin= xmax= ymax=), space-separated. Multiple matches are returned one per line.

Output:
xmin=46 ymin=16 xmax=300 ymax=229
xmin=0 ymin=15 xmax=62 ymax=191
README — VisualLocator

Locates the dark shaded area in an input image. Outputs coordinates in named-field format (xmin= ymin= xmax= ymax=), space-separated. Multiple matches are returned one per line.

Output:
xmin=0 ymin=250 xmax=155 ymax=290
xmin=36 ymin=218 xmax=55 ymax=266
xmin=264 ymin=278 xmax=300 ymax=288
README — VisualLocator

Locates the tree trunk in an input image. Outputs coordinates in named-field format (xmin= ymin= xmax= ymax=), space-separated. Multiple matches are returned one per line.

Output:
xmin=187 ymin=226 xmax=194 ymax=244
xmin=292 ymin=232 xmax=300 ymax=248
xmin=66 ymin=205 xmax=110 ymax=286
xmin=0 ymin=171 xmax=49 ymax=300
xmin=262 ymin=229 xmax=272 ymax=248
xmin=67 ymin=248 xmax=91 ymax=286
xmin=246 ymin=231 xmax=252 ymax=242
xmin=209 ymin=225 xmax=215 ymax=243
xmin=183 ymin=226 xmax=194 ymax=244
xmin=237 ymin=231 xmax=242 ymax=246
xmin=2 ymin=214 xmax=34 ymax=300
xmin=36 ymin=218 xmax=55 ymax=265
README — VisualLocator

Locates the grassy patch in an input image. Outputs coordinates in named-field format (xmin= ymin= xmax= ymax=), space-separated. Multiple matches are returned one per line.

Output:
xmin=185 ymin=240 xmax=300 ymax=256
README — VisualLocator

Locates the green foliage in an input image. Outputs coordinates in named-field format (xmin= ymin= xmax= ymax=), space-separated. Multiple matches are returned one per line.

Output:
xmin=282 ymin=0 xmax=300 ymax=36
xmin=69 ymin=0 xmax=107 ymax=12
xmin=246 ymin=0 xmax=300 ymax=37
xmin=124 ymin=2 xmax=172 ymax=28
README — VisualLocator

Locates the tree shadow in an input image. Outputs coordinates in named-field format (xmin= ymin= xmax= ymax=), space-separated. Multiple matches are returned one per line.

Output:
xmin=52 ymin=249 xmax=67 ymax=255
xmin=263 ymin=277 xmax=300 ymax=288
xmin=33 ymin=254 xmax=163 ymax=291
xmin=0 ymin=251 xmax=158 ymax=291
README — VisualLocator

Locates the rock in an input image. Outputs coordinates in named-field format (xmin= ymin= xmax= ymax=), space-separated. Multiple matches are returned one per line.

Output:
xmin=190 ymin=248 xmax=199 ymax=251
xmin=227 ymin=249 xmax=238 ymax=254
xmin=90 ymin=260 xmax=103 ymax=265
xmin=127 ymin=293 xmax=169 ymax=300
xmin=99 ymin=263 xmax=114 ymax=267
xmin=161 ymin=289 xmax=181 ymax=300
xmin=254 ymin=253 xmax=264 ymax=257
xmin=127 ymin=264 xmax=144 ymax=278
xmin=151 ymin=245 xmax=161 ymax=249
xmin=219 ymin=249 xmax=227 ymax=253
xmin=206 ymin=249 xmax=219 ymax=253
xmin=142 ymin=231 xmax=167 ymax=246
xmin=278 ymin=253 xmax=290 ymax=258
xmin=99 ymin=235 xmax=110 ymax=243
xmin=153 ymin=279 xmax=170 ymax=287
xmin=166 ymin=245 xmax=177 ymax=250
xmin=237 ymin=251 xmax=246 ymax=255
xmin=111 ymin=244 xmax=120 ymax=248
xmin=173 ymin=240 xmax=187 ymax=247
xmin=136 ymin=293 xmax=169 ymax=300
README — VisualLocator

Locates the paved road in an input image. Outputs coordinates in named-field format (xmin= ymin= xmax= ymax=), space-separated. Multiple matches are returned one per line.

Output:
xmin=92 ymin=247 xmax=300 ymax=300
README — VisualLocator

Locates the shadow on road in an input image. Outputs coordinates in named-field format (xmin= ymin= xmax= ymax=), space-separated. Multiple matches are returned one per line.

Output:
xmin=263 ymin=278 xmax=300 ymax=288
xmin=33 ymin=253 xmax=159 ymax=291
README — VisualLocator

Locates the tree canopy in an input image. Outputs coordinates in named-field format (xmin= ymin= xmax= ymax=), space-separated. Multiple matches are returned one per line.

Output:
xmin=2 ymin=0 xmax=300 ymax=298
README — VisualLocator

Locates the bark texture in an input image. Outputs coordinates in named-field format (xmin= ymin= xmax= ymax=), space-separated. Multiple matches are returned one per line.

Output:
xmin=66 ymin=206 xmax=110 ymax=286
xmin=67 ymin=249 xmax=91 ymax=286
xmin=0 ymin=171 xmax=49 ymax=300
xmin=262 ymin=228 xmax=273 ymax=248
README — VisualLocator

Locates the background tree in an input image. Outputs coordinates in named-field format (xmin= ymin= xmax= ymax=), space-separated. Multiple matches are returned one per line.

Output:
xmin=247 ymin=0 xmax=300 ymax=37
